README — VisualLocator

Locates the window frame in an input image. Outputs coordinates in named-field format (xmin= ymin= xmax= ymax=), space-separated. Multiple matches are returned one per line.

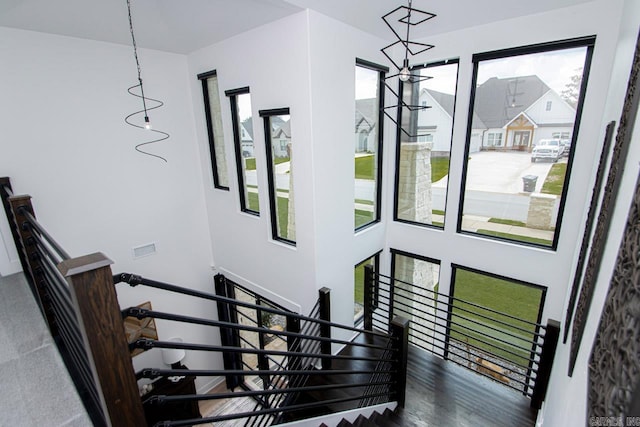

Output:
xmin=448 ymin=264 xmax=548 ymax=383
xmin=225 ymin=86 xmax=258 ymax=216
xmin=197 ymin=69 xmax=229 ymax=190
xmin=354 ymin=251 xmax=382 ymax=327
xmin=457 ymin=36 xmax=596 ymax=250
xmin=260 ymin=107 xmax=295 ymax=246
xmin=355 ymin=58 xmax=388 ymax=232
xmin=392 ymin=58 xmax=460 ymax=229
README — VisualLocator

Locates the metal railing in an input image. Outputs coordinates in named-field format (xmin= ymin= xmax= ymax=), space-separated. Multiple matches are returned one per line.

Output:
xmin=118 ymin=272 xmax=407 ymax=426
xmin=363 ymin=265 xmax=559 ymax=409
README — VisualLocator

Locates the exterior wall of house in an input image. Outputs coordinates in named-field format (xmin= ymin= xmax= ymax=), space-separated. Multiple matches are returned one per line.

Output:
xmin=526 ymin=91 xmax=576 ymax=125
xmin=418 ymin=91 xmax=453 ymax=155
xmin=0 ymin=26 xmax=220 ymax=392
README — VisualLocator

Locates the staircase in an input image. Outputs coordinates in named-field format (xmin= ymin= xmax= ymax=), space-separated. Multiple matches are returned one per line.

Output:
xmin=332 ymin=409 xmax=403 ymax=427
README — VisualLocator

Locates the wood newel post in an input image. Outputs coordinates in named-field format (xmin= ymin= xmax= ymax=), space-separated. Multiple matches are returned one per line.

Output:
xmin=8 ymin=194 xmax=56 ymax=333
xmin=58 ymin=253 xmax=145 ymax=427
xmin=0 ymin=178 xmax=31 ymax=278
xmin=390 ymin=316 xmax=409 ymax=408
xmin=530 ymin=319 xmax=560 ymax=409
xmin=363 ymin=265 xmax=375 ymax=331
xmin=318 ymin=287 xmax=332 ymax=370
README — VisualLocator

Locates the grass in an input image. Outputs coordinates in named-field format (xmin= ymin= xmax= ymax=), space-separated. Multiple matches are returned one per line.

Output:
xmin=431 ymin=157 xmax=450 ymax=183
xmin=355 ymin=155 xmax=375 ymax=180
xmin=355 ymin=155 xmax=450 ymax=183
xmin=541 ymin=163 xmax=567 ymax=195
xmin=450 ymin=269 xmax=544 ymax=366
xmin=355 ymin=209 xmax=374 ymax=228
xmin=488 ymin=218 xmax=527 ymax=227
xmin=476 ymin=229 xmax=552 ymax=246
xmin=245 ymin=156 xmax=290 ymax=171
xmin=248 ymin=191 xmax=294 ymax=240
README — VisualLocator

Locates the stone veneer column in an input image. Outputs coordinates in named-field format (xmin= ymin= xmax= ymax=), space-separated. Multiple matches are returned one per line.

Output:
xmin=394 ymin=141 xmax=436 ymax=350
xmin=396 ymin=141 xmax=433 ymax=224
xmin=207 ymin=79 xmax=229 ymax=187
xmin=526 ymin=193 xmax=557 ymax=230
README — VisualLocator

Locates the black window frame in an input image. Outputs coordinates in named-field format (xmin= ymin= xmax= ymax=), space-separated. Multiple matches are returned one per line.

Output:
xmin=355 ymin=58 xmax=388 ymax=232
xmin=225 ymin=86 xmax=258 ymax=216
xmin=354 ymin=251 xmax=382 ymax=327
xmin=392 ymin=58 xmax=460 ymax=229
xmin=260 ymin=107 xmax=295 ymax=246
xmin=457 ymin=36 xmax=596 ymax=250
xmin=448 ymin=264 xmax=548 ymax=387
xmin=197 ymin=69 xmax=229 ymax=190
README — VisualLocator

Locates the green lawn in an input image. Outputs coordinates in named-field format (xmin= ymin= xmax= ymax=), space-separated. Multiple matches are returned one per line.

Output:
xmin=541 ymin=163 xmax=567 ymax=195
xmin=355 ymin=209 xmax=374 ymax=228
xmin=248 ymin=192 xmax=294 ymax=240
xmin=488 ymin=218 xmax=527 ymax=227
xmin=355 ymin=155 xmax=375 ymax=180
xmin=355 ymin=155 xmax=449 ymax=183
xmin=450 ymin=269 xmax=543 ymax=366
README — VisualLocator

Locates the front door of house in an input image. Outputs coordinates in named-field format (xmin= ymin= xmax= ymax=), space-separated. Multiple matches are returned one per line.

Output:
xmin=513 ymin=131 xmax=531 ymax=149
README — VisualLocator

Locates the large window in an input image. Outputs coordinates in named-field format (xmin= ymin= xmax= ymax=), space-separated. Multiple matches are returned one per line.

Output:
xmin=355 ymin=59 xmax=387 ymax=230
xmin=459 ymin=37 xmax=595 ymax=248
xmin=449 ymin=266 xmax=546 ymax=392
xmin=394 ymin=59 xmax=459 ymax=228
xmin=261 ymin=108 xmax=295 ymax=245
xmin=198 ymin=70 xmax=228 ymax=189
xmin=226 ymin=87 xmax=259 ymax=215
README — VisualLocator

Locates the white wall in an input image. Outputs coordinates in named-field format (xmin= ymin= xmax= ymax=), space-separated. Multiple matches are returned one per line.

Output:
xmin=188 ymin=11 xmax=390 ymax=335
xmin=0 ymin=27 xmax=220 ymax=391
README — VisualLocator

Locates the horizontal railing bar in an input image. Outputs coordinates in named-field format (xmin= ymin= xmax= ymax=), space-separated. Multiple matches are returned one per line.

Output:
xmin=122 ymin=307 xmax=396 ymax=353
xmin=154 ymin=380 xmax=394 ymax=404
xmin=158 ymin=390 xmax=395 ymax=427
xmin=133 ymin=339 xmax=393 ymax=364
xmin=116 ymin=273 xmax=392 ymax=339
xmin=236 ymin=310 xmax=258 ymax=325
xmin=391 ymin=300 xmax=541 ymax=355
xmin=388 ymin=284 xmax=545 ymax=339
xmin=376 ymin=272 xmax=546 ymax=329
xmin=407 ymin=330 xmax=535 ymax=378
xmin=21 ymin=209 xmax=71 ymax=260
xmin=138 ymin=368 xmax=397 ymax=379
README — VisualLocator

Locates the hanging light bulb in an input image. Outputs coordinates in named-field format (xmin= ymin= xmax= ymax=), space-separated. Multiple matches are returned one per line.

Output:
xmin=399 ymin=59 xmax=411 ymax=82
xmin=144 ymin=115 xmax=152 ymax=130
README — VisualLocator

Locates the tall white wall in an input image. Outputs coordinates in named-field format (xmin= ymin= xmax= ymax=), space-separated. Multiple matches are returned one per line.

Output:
xmin=0 ymin=27 xmax=219 ymax=391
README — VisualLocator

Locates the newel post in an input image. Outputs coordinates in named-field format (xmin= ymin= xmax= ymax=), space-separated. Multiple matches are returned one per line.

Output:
xmin=58 ymin=253 xmax=145 ymax=426
xmin=214 ymin=273 xmax=243 ymax=389
xmin=530 ymin=319 xmax=560 ymax=409
xmin=318 ymin=287 xmax=332 ymax=370
xmin=0 ymin=178 xmax=31 ymax=279
xmin=390 ymin=316 xmax=409 ymax=408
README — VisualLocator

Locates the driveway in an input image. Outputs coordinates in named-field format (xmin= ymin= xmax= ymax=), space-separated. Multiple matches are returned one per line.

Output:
xmin=434 ymin=151 xmax=560 ymax=194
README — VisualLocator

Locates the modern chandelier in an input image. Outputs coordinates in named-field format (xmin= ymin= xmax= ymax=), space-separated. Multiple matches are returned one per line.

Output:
xmin=124 ymin=0 xmax=170 ymax=162
xmin=381 ymin=0 xmax=437 ymax=138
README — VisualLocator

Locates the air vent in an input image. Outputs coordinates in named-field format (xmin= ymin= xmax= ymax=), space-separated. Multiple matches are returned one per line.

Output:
xmin=132 ymin=243 xmax=157 ymax=259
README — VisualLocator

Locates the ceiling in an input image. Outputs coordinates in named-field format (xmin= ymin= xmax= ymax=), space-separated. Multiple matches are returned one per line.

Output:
xmin=0 ymin=0 xmax=595 ymax=54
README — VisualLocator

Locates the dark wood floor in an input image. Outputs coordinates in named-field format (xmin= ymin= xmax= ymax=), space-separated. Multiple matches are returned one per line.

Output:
xmin=288 ymin=333 xmax=536 ymax=426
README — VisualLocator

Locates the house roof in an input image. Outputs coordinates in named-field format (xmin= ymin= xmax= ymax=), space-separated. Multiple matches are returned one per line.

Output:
xmin=241 ymin=117 xmax=254 ymax=139
xmin=274 ymin=120 xmax=291 ymax=138
xmin=472 ymin=75 xmax=551 ymax=129
xmin=355 ymin=98 xmax=378 ymax=131
xmin=425 ymin=89 xmax=455 ymax=116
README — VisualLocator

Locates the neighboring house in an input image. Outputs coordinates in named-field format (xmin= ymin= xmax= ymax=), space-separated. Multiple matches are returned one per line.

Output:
xmin=355 ymin=98 xmax=378 ymax=153
xmin=470 ymin=75 xmax=576 ymax=151
xmin=272 ymin=120 xmax=291 ymax=158
xmin=240 ymin=118 xmax=254 ymax=157
xmin=416 ymin=75 xmax=576 ymax=155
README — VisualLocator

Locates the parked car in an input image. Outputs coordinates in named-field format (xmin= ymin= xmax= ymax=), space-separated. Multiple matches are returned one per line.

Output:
xmin=531 ymin=139 xmax=563 ymax=162
xmin=560 ymin=139 xmax=571 ymax=156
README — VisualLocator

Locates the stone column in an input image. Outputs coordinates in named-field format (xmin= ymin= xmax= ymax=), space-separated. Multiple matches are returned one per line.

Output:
xmin=526 ymin=193 xmax=557 ymax=230
xmin=396 ymin=141 xmax=433 ymax=224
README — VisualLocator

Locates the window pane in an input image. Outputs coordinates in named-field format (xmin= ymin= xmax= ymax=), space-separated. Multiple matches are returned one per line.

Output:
xmin=228 ymin=89 xmax=259 ymax=214
xmin=355 ymin=62 xmax=384 ymax=230
xmin=395 ymin=61 xmax=458 ymax=227
xmin=199 ymin=73 xmax=229 ymax=189
xmin=263 ymin=111 xmax=295 ymax=244
xmin=354 ymin=255 xmax=378 ymax=324
xmin=450 ymin=267 xmax=545 ymax=392
xmin=460 ymin=42 xmax=593 ymax=247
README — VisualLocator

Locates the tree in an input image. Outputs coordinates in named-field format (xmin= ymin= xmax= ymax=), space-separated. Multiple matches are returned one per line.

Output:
xmin=561 ymin=68 xmax=583 ymax=108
